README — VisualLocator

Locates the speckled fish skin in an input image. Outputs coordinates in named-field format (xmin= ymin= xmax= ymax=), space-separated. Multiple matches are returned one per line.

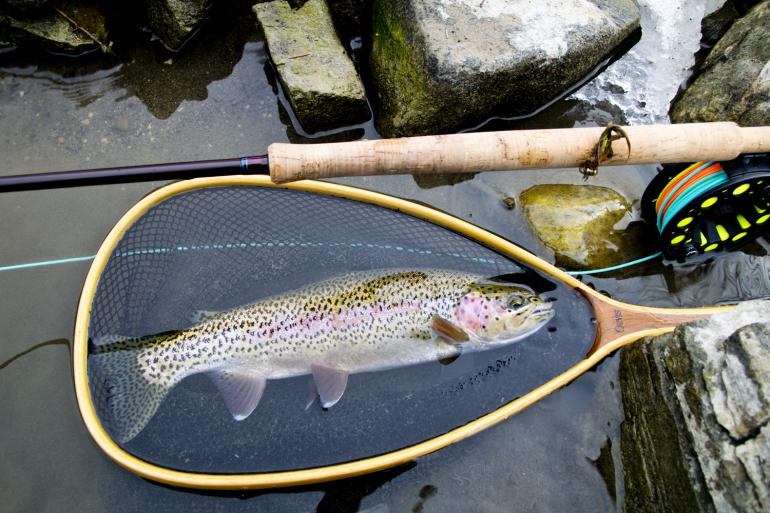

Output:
xmin=89 ymin=268 xmax=554 ymax=442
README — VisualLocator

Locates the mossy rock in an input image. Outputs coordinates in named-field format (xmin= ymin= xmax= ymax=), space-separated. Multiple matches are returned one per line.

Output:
xmin=254 ymin=0 xmax=369 ymax=132
xmin=369 ymin=0 xmax=640 ymax=137
xmin=670 ymin=0 xmax=770 ymax=125
xmin=0 ymin=0 xmax=108 ymax=53
xmin=619 ymin=302 xmax=770 ymax=513
xmin=146 ymin=0 xmax=212 ymax=51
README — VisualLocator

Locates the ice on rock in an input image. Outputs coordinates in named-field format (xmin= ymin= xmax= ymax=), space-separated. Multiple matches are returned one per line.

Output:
xmin=571 ymin=0 xmax=726 ymax=124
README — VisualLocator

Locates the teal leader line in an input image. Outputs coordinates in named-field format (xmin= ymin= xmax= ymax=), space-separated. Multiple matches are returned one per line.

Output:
xmin=0 ymin=254 xmax=97 ymax=272
xmin=0 ymin=245 xmax=664 ymax=276
xmin=565 ymin=251 xmax=663 ymax=276
xmin=0 ymin=241 xmax=500 ymax=272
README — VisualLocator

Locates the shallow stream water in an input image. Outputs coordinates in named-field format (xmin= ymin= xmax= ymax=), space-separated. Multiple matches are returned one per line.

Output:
xmin=1 ymin=1 xmax=768 ymax=512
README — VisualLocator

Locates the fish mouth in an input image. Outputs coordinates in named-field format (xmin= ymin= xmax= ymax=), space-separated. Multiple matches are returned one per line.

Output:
xmin=531 ymin=305 xmax=555 ymax=323
xmin=478 ymin=306 xmax=554 ymax=346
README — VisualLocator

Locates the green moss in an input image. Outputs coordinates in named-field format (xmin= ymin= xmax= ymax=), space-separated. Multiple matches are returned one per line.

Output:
xmin=370 ymin=0 xmax=437 ymax=137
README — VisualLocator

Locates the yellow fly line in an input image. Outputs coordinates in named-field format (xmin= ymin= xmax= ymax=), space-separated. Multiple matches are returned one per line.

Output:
xmin=72 ymin=176 xmax=728 ymax=489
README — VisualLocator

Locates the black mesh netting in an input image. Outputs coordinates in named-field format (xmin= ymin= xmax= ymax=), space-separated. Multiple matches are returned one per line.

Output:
xmin=87 ymin=185 xmax=595 ymax=474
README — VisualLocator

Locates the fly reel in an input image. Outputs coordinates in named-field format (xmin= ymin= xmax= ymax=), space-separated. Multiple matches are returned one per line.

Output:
xmin=642 ymin=154 xmax=770 ymax=262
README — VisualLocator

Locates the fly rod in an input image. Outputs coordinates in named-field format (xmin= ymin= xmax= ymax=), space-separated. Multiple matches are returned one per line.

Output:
xmin=1 ymin=122 xmax=768 ymax=192
xmin=0 ymin=155 xmax=269 ymax=192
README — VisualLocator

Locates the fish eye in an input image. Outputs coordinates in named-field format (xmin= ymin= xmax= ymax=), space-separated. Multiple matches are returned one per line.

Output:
xmin=530 ymin=296 xmax=540 ymax=303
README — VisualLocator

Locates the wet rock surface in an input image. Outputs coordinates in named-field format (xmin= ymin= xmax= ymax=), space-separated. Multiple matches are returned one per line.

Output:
xmin=254 ymin=0 xmax=369 ymax=132
xmin=699 ymin=1 xmax=739 ymax=47
xmin=0 ymin=0 xmax=107 ymax=53
xmin=369 ymin=0 xmax=640 ymax=137
xmin=670 ymin=0 xmax=770 ymax=125
xmin=146 ymin=0 xmax=213 ymax=50
xmin=620 ymin=300 xmax=770 ymax=513
xmin=519 ymin=184 xmax=644 ymax=270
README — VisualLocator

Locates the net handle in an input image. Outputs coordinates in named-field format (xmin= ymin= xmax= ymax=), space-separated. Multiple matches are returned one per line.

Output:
xmin=268 ymin=122 xmax=770 ymax=183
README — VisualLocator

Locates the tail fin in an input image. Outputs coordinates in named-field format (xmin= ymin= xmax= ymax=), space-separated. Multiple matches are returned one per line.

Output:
xmin=88 ymin=349 xmax=172 ymax=443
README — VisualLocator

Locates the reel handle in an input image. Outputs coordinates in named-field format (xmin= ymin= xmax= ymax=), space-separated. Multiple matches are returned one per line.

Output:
xmin=268 ymin=122 xmax=770 ymax=183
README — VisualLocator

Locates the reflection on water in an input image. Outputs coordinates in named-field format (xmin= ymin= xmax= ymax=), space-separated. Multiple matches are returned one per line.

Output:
xmin=0 ymin=5 xmax=257 ymax=120
xmin=116 ymin=14 xmax=256 ymax=120
xmin=0 ymin=338 xmax=70 ymax=370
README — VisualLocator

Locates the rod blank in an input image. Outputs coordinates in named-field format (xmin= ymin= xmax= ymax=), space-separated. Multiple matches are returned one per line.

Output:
xmin=0 ymin=156 xmax=269 ymax=193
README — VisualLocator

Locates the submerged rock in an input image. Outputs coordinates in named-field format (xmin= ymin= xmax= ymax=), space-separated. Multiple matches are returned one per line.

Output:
xmin=146 ymin=0 xmax=212 ymax=51
xmin=620 ymin=300 xmax=770 ymax=513
xmin=519 ymin=184 xmax=640 ymax=270
xmin=0 ymin=1 xmax=108 ymax=54
xmin=670 ymin=0 xmax=770 ymax=125
xmin=369 ymin=0 xmax=640 ymax=137
xmin=254 ymin=0 xmax=369 ymax=132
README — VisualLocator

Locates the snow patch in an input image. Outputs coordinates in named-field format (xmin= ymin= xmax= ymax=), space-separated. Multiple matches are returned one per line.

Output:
xmin=571 ymin=0 xmax=727 ymax=123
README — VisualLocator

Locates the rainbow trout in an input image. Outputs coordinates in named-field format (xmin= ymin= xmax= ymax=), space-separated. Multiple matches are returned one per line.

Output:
xmin=90 ymin=269 xmax=554 ymax=442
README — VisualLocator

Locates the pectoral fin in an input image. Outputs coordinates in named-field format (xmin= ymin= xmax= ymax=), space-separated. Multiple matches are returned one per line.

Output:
xmin=431 ymin=315 xmax=469 ymax=344
xmin=438 ymin=353 xmax=461 ymax=365
xmin=207 ymin=367 xmax=267 ymax=421
xmin=311 ymin=364 xmax=349 ymax=408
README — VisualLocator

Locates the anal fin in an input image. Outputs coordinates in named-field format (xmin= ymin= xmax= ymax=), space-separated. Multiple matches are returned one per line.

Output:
xmin=311 ymin=364 xmax=349 ymax=408
xmin=207 ymin=367 xmax=266 ymax=421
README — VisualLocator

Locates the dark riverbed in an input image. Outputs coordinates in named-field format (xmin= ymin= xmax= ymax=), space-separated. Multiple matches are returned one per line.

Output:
xmin=1 ymin=3 xmax=767 ymax=512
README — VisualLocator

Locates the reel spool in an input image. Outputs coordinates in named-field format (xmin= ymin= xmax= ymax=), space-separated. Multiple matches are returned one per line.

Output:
xmin=642 ymin=154 xmax=770 ymax=262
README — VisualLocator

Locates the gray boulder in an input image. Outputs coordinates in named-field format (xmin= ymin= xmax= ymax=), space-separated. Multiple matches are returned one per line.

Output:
xmin=620 ymin=300 xmax=770 ymax=513
xmin=146 ymin=0 xmax=212 ymax=51
xmin=670 ymin=0 xmax=770 ymax=125
xmin=254 ymin=0 xmax=369 ymax=132
xmin=369 ymin=0 xmax=640 ymax=137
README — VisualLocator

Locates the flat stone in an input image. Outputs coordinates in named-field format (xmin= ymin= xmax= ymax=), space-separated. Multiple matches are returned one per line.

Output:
xmin=146 ymin=0 xmax=212 ymax=51
xmin=254 ymin=0 xmax=369 ymax=132
xmin=519 ymin=184 xmax=644 ymax=270
xmin=369 ymin=0 xmax=640 ymax=137
xmin=0 ymin=1 xmax=108 ymax=53
xmin=670 ymin=0 xmax=770 ymax=125
xmin=620 ymin=300 xmax=770 ymax=513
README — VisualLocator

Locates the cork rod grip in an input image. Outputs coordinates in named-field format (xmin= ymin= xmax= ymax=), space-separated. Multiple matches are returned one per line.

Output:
xmin=268 ymin=122 xmax=770 ymax=183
